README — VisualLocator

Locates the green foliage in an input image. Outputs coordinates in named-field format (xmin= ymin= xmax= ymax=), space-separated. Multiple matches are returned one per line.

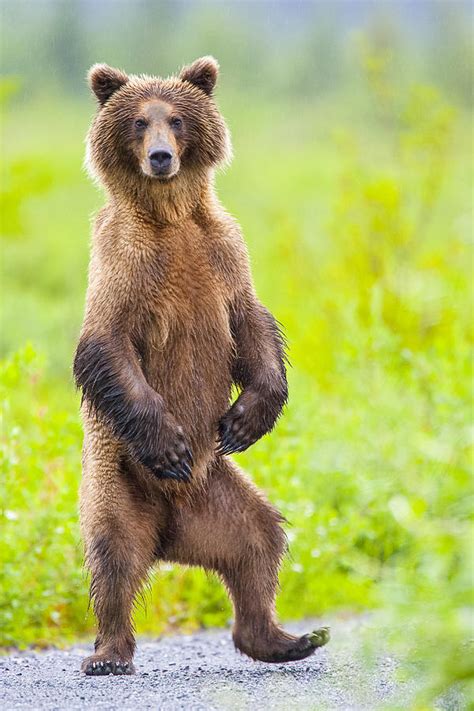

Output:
xmin=0 ymin=346 xmax=87 ymax=646
xmin=1 ymin=159 xmax=54 ymax=236
xmin=1 ymin=49 xmax=472 ymax=707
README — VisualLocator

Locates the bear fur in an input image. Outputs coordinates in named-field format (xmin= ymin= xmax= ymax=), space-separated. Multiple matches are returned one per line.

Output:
xmin=73 ymin=57 xmax=325 ymax=676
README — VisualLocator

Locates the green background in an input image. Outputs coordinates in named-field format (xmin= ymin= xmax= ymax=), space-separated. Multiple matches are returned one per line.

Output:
xmin=1 ymin=1 xmax=472 ymax=704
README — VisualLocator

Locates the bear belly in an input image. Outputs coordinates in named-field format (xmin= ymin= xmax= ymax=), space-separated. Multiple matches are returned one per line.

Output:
xmin=141 ymin=298 xmax=234 ymax=463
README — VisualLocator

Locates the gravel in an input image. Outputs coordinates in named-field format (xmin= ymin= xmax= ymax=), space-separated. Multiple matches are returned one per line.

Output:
xmin=0 ymin=618 xmax=463 ymax=710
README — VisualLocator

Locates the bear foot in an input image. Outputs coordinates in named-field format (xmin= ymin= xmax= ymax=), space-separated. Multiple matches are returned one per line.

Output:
xmin=234 ymin=625 xmax=330 ymax=663
xmin=82 ymin=653 xmax=135 ymax=676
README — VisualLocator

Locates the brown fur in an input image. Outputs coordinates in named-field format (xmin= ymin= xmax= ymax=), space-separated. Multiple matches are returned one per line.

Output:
xmin=74 ymin=57 xmax=318 ymax=676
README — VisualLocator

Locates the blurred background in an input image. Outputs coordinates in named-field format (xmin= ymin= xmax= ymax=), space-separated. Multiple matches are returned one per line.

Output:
xmin=1 ymin=0 xmax=472 ymax=703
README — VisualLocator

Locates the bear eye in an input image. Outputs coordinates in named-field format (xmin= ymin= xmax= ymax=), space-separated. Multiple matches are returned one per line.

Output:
xmin=134 ymin=118 xmax=147 ymax=129
xmin=170 ymin=117 xmax=182 ymax=130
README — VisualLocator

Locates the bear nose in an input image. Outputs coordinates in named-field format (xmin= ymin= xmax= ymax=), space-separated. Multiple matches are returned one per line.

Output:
xmin=149 ymin=149 xmax=172 ymax=170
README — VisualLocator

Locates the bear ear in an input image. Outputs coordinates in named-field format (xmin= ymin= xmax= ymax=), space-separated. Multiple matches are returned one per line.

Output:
xmin=179 ymin=56 xmax=219 ymax=96
xmin=88 ymin=64 xmax=129 ymax=106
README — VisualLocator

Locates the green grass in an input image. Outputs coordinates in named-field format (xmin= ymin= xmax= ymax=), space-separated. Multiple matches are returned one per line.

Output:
xmin=1 ymin=79 xmax=472 ymax=705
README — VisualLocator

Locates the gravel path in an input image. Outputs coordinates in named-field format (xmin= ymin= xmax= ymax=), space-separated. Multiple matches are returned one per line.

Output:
xmin=0 ymin=618 xmax=462 ymax=710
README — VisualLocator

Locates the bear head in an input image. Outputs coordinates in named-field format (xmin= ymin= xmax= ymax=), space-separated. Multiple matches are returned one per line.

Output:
xmin=86 ymin=57 xmax=232 ymax=195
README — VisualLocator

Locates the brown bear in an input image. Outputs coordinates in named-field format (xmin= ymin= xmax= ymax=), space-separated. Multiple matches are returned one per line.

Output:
xmin=74 ymin=56 xmax=329 ymax=676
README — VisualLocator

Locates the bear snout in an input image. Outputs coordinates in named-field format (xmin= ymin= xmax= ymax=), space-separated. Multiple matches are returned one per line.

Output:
xmin=147 ymin=146 xmax=175 ymax=177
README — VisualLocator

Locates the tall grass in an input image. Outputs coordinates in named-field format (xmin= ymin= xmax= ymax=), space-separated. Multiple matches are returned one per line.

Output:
xmin=1 ymin=64 xmax=472 ymax=704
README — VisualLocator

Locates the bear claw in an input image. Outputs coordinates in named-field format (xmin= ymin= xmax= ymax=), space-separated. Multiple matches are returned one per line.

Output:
xmin=216 ymin=420 xmax=255 ymax=456
xmin=83 ymin=656 xmax=134 ymax=676
xmin=307 ymin=627 xmax=330 ymax=648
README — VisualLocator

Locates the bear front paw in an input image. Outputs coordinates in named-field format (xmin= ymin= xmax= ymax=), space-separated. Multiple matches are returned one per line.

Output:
xmin=217 ymin=390 xmax=272 ymax=456
xmin=146 ymin=413 xmax=193 ymax=483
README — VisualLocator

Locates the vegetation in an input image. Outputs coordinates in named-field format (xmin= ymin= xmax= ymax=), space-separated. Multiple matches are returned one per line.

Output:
xmin=1 ymin=2 xmax=472 ymax=706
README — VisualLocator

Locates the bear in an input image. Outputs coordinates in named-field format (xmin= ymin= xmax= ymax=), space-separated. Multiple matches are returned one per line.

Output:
xmin=73 ymin=56 xmax=329 ymax=676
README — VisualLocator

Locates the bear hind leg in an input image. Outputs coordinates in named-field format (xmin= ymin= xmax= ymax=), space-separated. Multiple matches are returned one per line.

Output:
xmin=80 ymin=451 xmax=161 ymax=676
xmin=82 ymin=534 xmax=144 ymax=676
xmin=163 ymin=458 xmax=328 ymax=663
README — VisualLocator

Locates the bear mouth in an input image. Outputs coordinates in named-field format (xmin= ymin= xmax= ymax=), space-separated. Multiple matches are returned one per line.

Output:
xmin=151 ymin=163 xmax=172 ymax=177
xmin=141 ymin=161 xmax=179 ymax=181
xmin=150 ymin=170 xmax=177 ymax=182
xmin=140 ymin=166 xmax=178 ymax=181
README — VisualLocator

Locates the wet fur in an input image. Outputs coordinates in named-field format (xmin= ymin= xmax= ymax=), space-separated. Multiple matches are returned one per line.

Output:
xmin=75 ymin=57 xmax=317 ymax=675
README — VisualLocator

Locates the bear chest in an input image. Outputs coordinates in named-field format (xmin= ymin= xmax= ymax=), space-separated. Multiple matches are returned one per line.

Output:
xmin=139 ymin=232 xmax=233 ymax=355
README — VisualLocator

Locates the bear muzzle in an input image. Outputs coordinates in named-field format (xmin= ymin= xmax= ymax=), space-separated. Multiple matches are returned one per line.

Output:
xmin=144 ymin=144 xmax=179 ymax=179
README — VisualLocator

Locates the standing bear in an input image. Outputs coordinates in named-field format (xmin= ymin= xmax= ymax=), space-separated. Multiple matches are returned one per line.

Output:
xmin=74 ymin=57 xmax=328 ymax=676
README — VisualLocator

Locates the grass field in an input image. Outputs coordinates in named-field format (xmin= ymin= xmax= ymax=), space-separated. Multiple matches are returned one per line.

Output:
xmin=1 ymin=73 xmax=472 ymax=704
